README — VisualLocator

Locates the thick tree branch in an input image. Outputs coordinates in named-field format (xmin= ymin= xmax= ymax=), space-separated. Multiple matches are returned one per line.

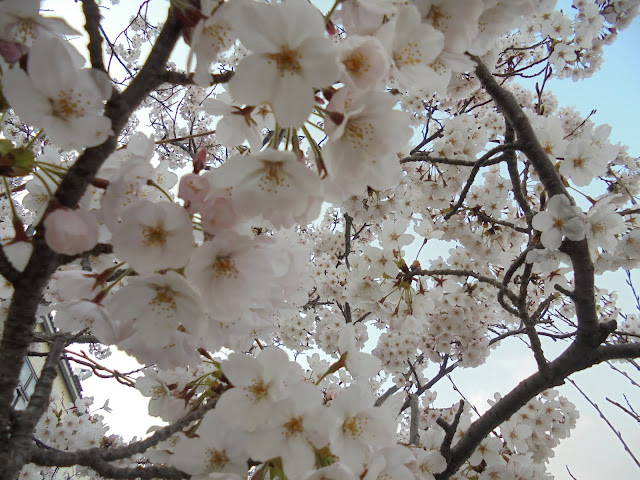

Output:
xmin=504 ymin=120 xmax=533 ymax=224
xmin=473 ymin=209 xmax=528 ymax=233
xmin=518 ymin=263 xmax=549 ymax=374
xmin=471 ymin=56 xmax=599 ymax=346
xmin=0 ymin=246 xmax=20 ymax=285
xmin=2 ymin=335 xmax=66 ymax=479
xmin=82 ymin=0 xmax=107 ymax=73
xmin=409 ymin=394 xmax=420 ymax=446
xmin=434 ymin=335 xmax=640 ymax=480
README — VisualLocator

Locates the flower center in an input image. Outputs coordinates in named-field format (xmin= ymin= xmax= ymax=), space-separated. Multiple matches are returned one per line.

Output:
xmin=213 ymin=255 xmax=239 ymax=279
xmin=342 ymin=416 xmax=363 ymax=439
xmin=16 ymin=18 xmax=37 ymax=44
xmin=203 ymin=23 xmax=232 ymax=51
xmin=151 ymin=385 xmax=166 ymax=400
xmin=142 ymin=225 xmax=168 ymax=247
xmin=343 ymin=51 xmax=369 ymax=78
xmin=429 ymin=8 xmax=447 ymax=29
xmin=247 ymin=379 xmax=269 ymax=400
xmin=206 ymin=448 xmax=229 ymax=470
xmin=52 ymin=90 xmax=85 ymax=120
xmin=150 ymin=286 xmax=177 ymax=314
xmin=552 ymin=217 xmax=566 ymax=230
xmin=393 ymin=42 xmax=422 ymax=67
xmin=267 ymin=47 xmax=302 ymax=75
xmin=259 ymin=161 xmax=290 ymax=193
xmin=283 ymin=416 xmax=304 ymax=438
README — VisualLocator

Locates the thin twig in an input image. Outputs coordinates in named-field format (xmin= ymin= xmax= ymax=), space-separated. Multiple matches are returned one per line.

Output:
xmin=567 ymin=378 xmax=640 ymax=471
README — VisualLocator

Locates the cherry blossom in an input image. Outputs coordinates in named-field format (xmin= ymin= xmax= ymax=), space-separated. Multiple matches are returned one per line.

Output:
xmin=110 ymin=200 xmax=195 ymax=274
xmin=211 ymin=150 xmax=324 ymax=228
xmin=0 ymin=0 xmax=79 ymax=47
xmin=1 ymin=37 xmax=112 ymax=150
xmin=531 ymin=194 xmax=586 ymax=250
xmin=2 ymin=1 xmax=640 ymax=480
xmin=229 ymin=0 xmax=339 ymax=126
xmin=323 ymin=89 xmax=412 ymax=197
xmin=187 ymin=0 xmax=240 ymax=86
xmin=106 ymin=272 xmax=205 ymax=347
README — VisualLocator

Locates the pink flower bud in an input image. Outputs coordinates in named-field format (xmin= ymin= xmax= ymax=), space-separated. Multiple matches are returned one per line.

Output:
xmin=178 ymin=173 xmax=210 ymax=213
xmin=44 ymin=208 xmax=99 ymax=256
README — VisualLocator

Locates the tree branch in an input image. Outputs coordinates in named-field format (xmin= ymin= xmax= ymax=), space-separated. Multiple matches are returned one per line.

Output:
xmin=29 ymin=398 xmax=218 ymax=467
xmin=471 ymin=55 xmax=599 ymax=346
xmin=437 ymin=400 xmax=465 ymax=461
xmin=0 ymin=246 xmax=20 ymax=285
xmin=30 ymin=444 xmax=190 ymax=480
xmin=444 ymin=143 xmax=521 ymax=220
xmin=413 ymin=268 xmax=520 ymax=307
xmin=3 ymin=335 xmax=66 ymax=479
xmin=157 ymin=70 xmax=234 ymax=87
xmin=568 ymin=378 xmax=640 ymax=471
xmin=81 ymin=0 xmax=107 ymax=73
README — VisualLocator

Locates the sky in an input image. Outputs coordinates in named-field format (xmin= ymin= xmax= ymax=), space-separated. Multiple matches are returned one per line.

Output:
xmin=38 ymin=0 xmax=640 ymax=478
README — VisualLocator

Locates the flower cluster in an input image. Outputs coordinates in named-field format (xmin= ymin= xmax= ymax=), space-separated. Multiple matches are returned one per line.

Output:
xmin=2 ymin=0 xmax=640 ymax=480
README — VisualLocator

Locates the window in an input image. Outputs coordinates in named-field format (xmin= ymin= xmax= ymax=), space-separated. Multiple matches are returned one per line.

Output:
xmin=13 ymin=359 xmax=38 ymax=410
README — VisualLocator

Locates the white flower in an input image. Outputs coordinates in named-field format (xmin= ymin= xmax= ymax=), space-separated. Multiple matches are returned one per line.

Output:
xmin=188 ymin=0 xmax=240 ymax=86
xmin=328 ymin=384 xmax=398 ymax=475
xmin=54 ymin=300 xmax=117 ymax=344
xmin=169 ymin=409 xmax=248 ymax=479
xmin=376 ymin=5 xmax=445 ymax=91
xmin=185 ymin=231 xmax=279 ymax=316
xmin=338 ymin=326 xmax=381 ymax=382
xmin=303 ymin=463 xmax=358 ymax=480
xmin=136 ymin=370 xmax=185 ymax=422
xmin=2 ymin=37 xmax=112 ymax=150
xmin=339 ymin=0 xmax=400 ymax=36
xmin=560 ymin=139 xmax=607 ymax=187
xmin=247 ymin=383 xmax=337 ymax=479
xmin=110 ymin=200 xmax=195 ymax=274
xmin=211 ymin=150 xmax=323 ymax=228
xmin=0 ymin=0 xmax=79 ymax=46
xmin=107 ymin=272 xmax=205 ymax=346
xmin=412 ymin=449 xmax=447 ymax=480
xmin=215 ymin=348 xmax=303 ymax=430
xmin=363 ymin=446 xmax=415 ymax=480
xmin=229 ymin=0 xmax=339 ymax=127
xmin=338 ymin=35 xmax=390 ymax=92
xmin=586 ymin=198 xmax=625 ymax=255
xmin=323 ymin=89 xmax=412 ymax=197
xmin=100 ymin=157 xmax=155 ymax=230
xmin=531 ymin=195 xmax=586 ymax=250
xmin=203 ymin=96 xmax=264 ymax=150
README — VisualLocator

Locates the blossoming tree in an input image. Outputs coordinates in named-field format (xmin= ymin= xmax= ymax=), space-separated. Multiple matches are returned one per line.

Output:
xmin=0 ymin=0 xmax=639 ymax=479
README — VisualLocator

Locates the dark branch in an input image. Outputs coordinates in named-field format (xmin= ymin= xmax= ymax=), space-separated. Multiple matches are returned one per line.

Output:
xmin=82 ymin=0 xmax=107 ymax=73
xmin=157 ymin=70 xmax=234 ymax=87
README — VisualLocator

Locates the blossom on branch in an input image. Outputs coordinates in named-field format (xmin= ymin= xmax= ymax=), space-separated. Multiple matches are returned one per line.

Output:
xmin=531 ymin=194 xmax=586 ymax=250
xmin=229 ymin=0 xmax=339 ymax=127
xmin=2 ymin=37 xmax=112 ymax=150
